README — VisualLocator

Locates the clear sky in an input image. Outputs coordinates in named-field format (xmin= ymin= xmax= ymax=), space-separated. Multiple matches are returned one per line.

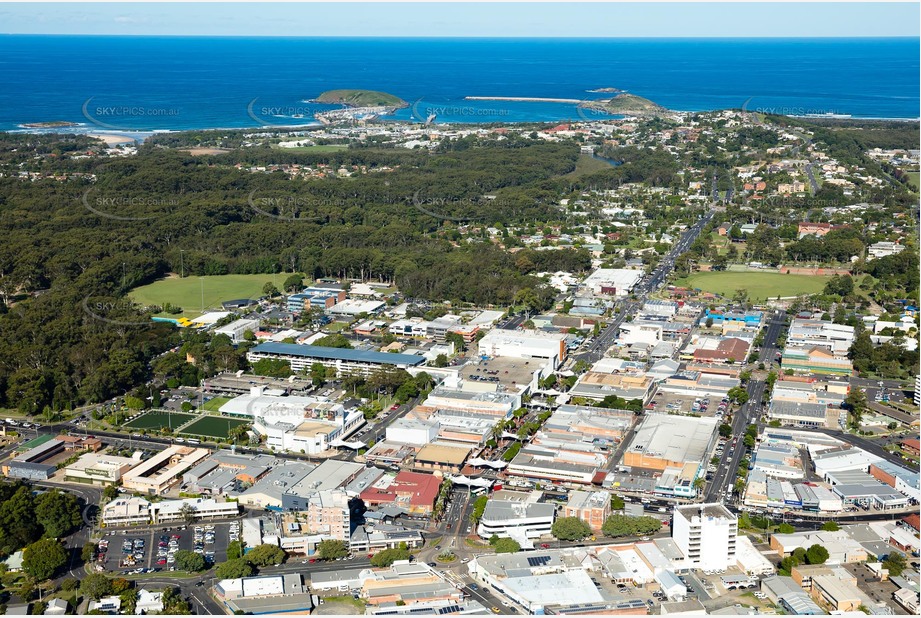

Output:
xmin=1 ymin=2 xmax=918 ymax=38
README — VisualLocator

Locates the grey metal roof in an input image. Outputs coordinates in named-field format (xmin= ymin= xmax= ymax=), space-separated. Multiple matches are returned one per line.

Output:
xmin=251 ymin=342 xmax=425 ymax=366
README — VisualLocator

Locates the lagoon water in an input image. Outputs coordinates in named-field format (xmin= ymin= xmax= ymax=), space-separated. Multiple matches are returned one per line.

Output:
xmin=0 ymin=36 xmax=917 ymax=131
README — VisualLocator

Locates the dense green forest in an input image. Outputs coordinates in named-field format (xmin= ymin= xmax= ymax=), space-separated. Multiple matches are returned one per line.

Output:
xmin=0 ymin=136 xmax=584 ymax=411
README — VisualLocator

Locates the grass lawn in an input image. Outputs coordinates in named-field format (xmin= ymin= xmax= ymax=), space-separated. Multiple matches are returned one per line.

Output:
xmin=123 ymin=410 xmax=196 ymax=431
xmin=273 ymin=144 xmax=348 ymax=152
xmin=202 ymin=396 xmax=231 ymax=412
xmin=676 ymin=271 xmax=832 ymax=301
xmin=906 ymin=170 xmax=920 ymax=193
xmin=179 ymin=415 xmax=249 ymax=439
xmin=563 ymin=153 xmax=613 ymax=178
xmin=130 ymin=274 xmax=290 ymax=318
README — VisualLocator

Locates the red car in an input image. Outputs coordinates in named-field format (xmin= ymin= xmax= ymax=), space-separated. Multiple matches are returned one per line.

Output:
xmin=540 ymin=543 xmax=550 ymax=549
xmin=308 ymin=558 xmax=317 ymax=563
xmin=390 ymin=404 xmax=399 ymax=411
xmin=157 ymin=559 xmax=167 ymax=565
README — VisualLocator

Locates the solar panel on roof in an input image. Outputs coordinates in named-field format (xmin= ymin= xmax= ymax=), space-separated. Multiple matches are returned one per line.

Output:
xmin=526 ymin=555 xmax=551 ymax=567
xmin=437 ymin=606 xmax=460 ymax=614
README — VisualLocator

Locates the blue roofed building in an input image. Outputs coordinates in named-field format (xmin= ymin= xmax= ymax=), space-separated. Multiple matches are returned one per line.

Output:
xmin=247 ymin=342 xmax=426 ymax=375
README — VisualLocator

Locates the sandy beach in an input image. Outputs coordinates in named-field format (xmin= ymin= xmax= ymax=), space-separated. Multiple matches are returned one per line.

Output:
xmin=87 ymin=133 xmax=138 ymax=146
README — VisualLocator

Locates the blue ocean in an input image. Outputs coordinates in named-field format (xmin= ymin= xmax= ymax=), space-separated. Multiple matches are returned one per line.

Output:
xmin=0 ymin=36 xmax=917 ymax=132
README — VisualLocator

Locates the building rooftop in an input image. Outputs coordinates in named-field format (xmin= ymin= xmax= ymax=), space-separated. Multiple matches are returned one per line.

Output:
xmin=625 ymin=414 xmax=717 ymax=465
xmin=250 ymin=342 xmax=425 ymax=366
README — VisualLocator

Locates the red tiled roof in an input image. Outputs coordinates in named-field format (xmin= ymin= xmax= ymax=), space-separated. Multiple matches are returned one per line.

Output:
xmin=903 ymin=513 xmax=920 ymax=532
xmin=359 ymin=470 xmax=441 ymax=509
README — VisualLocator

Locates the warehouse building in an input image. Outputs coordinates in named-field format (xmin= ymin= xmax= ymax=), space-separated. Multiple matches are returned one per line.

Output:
xmin=622 ymin=414 xmax=717 ymax=472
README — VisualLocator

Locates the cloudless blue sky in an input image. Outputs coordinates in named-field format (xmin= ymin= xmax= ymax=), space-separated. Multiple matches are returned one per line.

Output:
xmin=0 ymin=2 xmax=918 ymax=38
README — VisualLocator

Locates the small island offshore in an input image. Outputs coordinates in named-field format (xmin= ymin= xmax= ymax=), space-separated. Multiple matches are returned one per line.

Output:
xmin=580 ymin=92 xmax=665 ymax=116
xmin=314 ymin=89 xmax=408 ymax=108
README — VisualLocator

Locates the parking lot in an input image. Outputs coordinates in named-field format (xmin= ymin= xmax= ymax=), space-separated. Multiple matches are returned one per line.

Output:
xmin=97 ymin=521 xmax=238 ymax=575
xmin=647 ymin=392 xmax=731 ymax=419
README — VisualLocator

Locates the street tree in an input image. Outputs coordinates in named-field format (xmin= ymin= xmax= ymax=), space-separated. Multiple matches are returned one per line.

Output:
xmin=173 ymin=549 xmax=206 ymax=572
xmin=318 ymin=539 xmax=348 ymax=561
xmin=551 ymin=517 xmax=593 ymax=541
xmin=22 ymin=539 xmax=67 ymax=581
xmin=215 ymin=558 xmax=254 ymax=579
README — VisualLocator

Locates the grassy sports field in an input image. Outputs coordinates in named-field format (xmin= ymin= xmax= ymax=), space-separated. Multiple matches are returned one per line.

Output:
xmin=179 ymin=416 xmax=249 ymax=439
xmin=123 ymin=411 xmax=196 ymax=431
xmin=130 ymin=274 xmax=289 ymax=317
xmin=676 ymin=271 xmax=831 ymax=301
xmin=201 ymin=396 xmax=232 ymax=412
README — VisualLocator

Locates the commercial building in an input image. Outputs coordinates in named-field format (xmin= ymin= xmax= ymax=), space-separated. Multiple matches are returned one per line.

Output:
xmin=568 ymin=371 xmax=655 ymax=402
xmin=561 ymin=490 xmax=611 ymax=533
xmin=225 ymin=389 xmax=365 ymax=456
xmin=182 ymin=450 xmax=275 ymax=495
xmin=868 ymin=460 xmax=920 ymax=502
xmin=786 ymin=319 xmax=855 ymax=355
xmin=235 ymin=461 xmax=314 ymax=510
xmin=64 ymin=452 xmax=139 ymax=486
xmin=120 ymin=445 xmax=210 ymax=496
xmin=657 ymin=370 xmax=740 ymax=398
xmin=280 ymin=459 xmax=364 ymax=510
xmin=782 ymin=345 xmax=854 ymax=376
xmin=304 ymin=489 xmax=351 ymax=542
xmin=422 ymin=387 xmax=519 ymax=418
xmin=286 ymin=286 xmax=346 ymax=313
xmin=477 ymin=329 xmax=568 ymax=369
xmin=769 ymin=529 xmax=868 ymax=564
xmin=360 ymin=562 xmax=475 ymax=613
xmin=760 ymin=575 xmax=824 ymax=615
xmin=581 ymin=268 xmax=643 ymax=297
xmin=214 ymin=574 xmax=313 ymax=615
xmin=246 ymin=342 xmax=425 ymax=375
xmin=691 ymin=336 xmax=752 ymax=364
xmin=506 ymin=449 xmax=603 ymax=486
xmin=213 ymin=318 xmax=260 ymax=343
xmin=386 ymin=416 xmax=439 ymax=445
xmin=360 ymin=471 xmax=442 ymax=516
xmin=3 ymin=435 xmax=101 ymax=481
xmin=622 ymin=414 xmax=717 ymax=473
xmin=328 ymin=298 xmax=386 ymax=316
xmin=412 ymin=443 xmax=471 ymax=474
xmin=867 ymin=241 xmax=905 ymax=258
xmin=768 ymin=400 xmax=844 ymax=429
xmin=102 ymin=496 xmax=239 ymax=526
xmin=672 ymin=504 xmax=737 ymax=571
xmin=476 ymin=490 xmax=556 ymax=544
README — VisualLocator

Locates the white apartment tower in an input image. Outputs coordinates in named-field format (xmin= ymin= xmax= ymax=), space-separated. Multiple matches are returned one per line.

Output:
xmin=672 ymin=503 xmax=737 ymax=570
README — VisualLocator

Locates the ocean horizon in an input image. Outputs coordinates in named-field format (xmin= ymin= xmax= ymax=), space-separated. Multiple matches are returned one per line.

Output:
xmin=0 ymin=35 xmax=918 ymax=132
